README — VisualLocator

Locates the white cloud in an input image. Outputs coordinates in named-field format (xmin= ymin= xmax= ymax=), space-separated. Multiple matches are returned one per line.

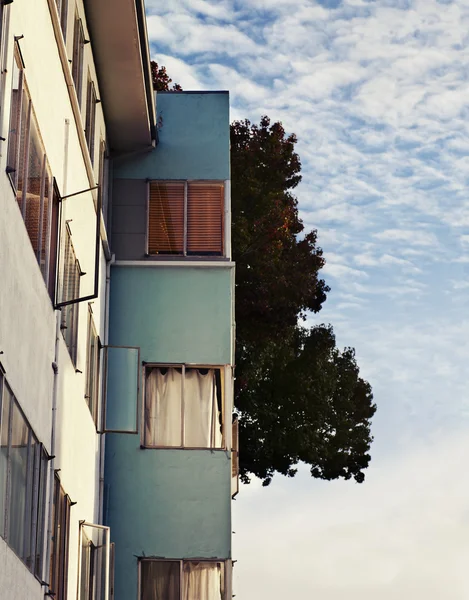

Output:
xmin=234 ymin=429 xmax=469 ymax=600
xmin=372 ymin=229 xmax=438 ymax=246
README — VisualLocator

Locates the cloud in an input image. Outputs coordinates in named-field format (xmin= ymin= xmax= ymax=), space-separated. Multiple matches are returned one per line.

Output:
xmin=234 ymin=428 xmax=469 ymax=600
xmin=372 ymin=229 xmax=438 ymax=246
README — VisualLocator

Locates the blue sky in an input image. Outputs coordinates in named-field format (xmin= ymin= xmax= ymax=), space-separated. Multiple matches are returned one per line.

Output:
xmin=145 ymin=0 xmax=469 ymax=597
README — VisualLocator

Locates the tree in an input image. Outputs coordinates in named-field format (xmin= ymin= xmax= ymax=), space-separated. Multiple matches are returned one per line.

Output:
xmin=149 ymin=62 xmax=376 ymax=485
xmin=151 ymin=61 xmax=183 ymax=92
xmin=231 ymin=117 xmax=376 ymax=485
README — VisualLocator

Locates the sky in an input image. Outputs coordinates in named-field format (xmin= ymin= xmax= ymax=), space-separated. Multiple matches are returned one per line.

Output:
xmin=145 ymin=1 xmax=469 ymax=597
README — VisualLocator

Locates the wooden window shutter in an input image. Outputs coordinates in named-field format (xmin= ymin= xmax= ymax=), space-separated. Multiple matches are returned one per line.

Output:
xmin=148 ymin=182 xmax=184 ymax=254
xmin=187 ymin=182 xmax=224 ymax=255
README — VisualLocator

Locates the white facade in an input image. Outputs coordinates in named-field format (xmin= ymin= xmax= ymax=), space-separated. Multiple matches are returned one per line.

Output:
xmin=0 ymin=0 xmax=152 ymax=597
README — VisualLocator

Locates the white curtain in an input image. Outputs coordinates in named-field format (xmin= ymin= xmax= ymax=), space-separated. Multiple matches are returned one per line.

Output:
xmin=183 ymin=562 xmax=224 ymax=600
xmin=145 ymin=368 xmax=183 ymax=446
xmin=184 ymin=369 xmax=222 ymax=448
xmin=145 ymin=367 xmax=223 ymax=448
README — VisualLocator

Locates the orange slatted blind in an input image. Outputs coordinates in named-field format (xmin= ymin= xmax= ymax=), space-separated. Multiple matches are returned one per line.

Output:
xmin=187 ymin=182 xmax=224 ymax=255
xmin=148 ymin=182 xmax=184 ymax=255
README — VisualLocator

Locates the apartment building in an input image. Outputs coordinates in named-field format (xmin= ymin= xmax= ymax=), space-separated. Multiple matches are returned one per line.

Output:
xmin=104 ymin=90 xmax=236 ymax=599
xmin=0 ymin=0 xmax=236 ymax=599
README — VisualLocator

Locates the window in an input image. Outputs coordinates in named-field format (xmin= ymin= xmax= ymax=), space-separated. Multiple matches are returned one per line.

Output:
xmin=0 ymin=374 xmax=49 ymax=576
xmin=148 ymin=181 xmax=224 ymax=256
xmin=60 ymin=224 xmax=81 ymax=364
xmin=98 ymin=139 xmax=108 ymax=226
xmin=6 ymin=52 xmax=59 ymax=297
xmin=72 ymin=14 xmax=85 ymax=106
xmin=231 ymin=417 xmax=239 ymax=498
xmin=55 ymin=0 xmax=68 ymax=41
xmin=78 ymin=522 xmax=111 ymax=600
xmin=49 ymin=475 xmax=71 ymax=600
xmin=85 ymin=76 xmax=96 ymax=165
xmin=85 ymin=307 xmax=100 ymax=426
xmin=140 ymin=560 xmax=226 ymax=600
xmin=144 ymin=366 xmax=224 ymax=449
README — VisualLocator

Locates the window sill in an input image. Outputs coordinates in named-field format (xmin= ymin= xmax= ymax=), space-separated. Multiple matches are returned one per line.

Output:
xmin=140 ymin=445 xmax=228 ymax=452
xmin=114 ymin=259 xmax=235 ymax=268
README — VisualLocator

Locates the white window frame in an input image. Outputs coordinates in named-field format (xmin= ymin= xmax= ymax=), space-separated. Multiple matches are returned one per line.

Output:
xmin=77 ymin=522 xmax=111 ymax=600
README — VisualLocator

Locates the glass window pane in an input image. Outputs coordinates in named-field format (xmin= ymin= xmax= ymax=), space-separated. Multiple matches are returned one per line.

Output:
xmin=7 ymin=58 xmax=22 ymax=177
xmin=144 ymin=368 xmax=182 ymax=446
xmin=8 ymin=401 xmax=29 ymax=559
xmin=148 ymin=182 xmax=185 ymax=255
xmin=183 ymin=562 xmax=224 ymax=600
xmin=104 ymin=347 xmax=139 ymax=432
xmin=24 ymin=115 xmax=45 ymax=259
xmin=0 ymin=382 xmax=11 ymax=539
xmin=40 ymin=165 xmax=53 ymax=282
xmin=187 ymin=183 xmax=224 ymax=256
xmin=24 ymin=433 xmax=37 ymax=569
xmin=16 ymin=90 xmax=30 ymax=210
xmin=79 ymin=524 xmax=109 ymax=600
xmin=141 ymin=561 xmax=180 ymax=600
xmin=35 ymin=447 xmax=48 ymax=578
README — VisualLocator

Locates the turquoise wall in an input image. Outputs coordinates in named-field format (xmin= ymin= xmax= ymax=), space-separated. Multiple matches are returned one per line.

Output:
xmin=109 ymin=266 xmax=233 ymax=364
xmin=114 ymin=92 xmax=230 ymax=181
xmin=105 ymin=439 xmax=231 ymax=600
xmin=106 ymin=264 xmax=233 ymax=599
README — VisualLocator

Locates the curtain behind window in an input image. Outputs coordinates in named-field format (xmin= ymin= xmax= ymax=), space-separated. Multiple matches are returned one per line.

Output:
xmin=184 ymin=369 xmax=222 ymax=448
xmin=183 ymin=562 xmax=224 ymax=600
xmin=145 ymin=368 xmax=183 ymax=446
xmin=141 ymin=561 xmax=180 ymax=600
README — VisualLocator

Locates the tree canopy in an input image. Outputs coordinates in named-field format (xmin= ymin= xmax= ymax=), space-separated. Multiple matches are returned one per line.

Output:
xmin=231 ymin=117 xmax=376 ymax=485
xmin=151 ymin=65 xmax=376 ymax=486
xmin=151 ymin=61 xmax=183 ymax=92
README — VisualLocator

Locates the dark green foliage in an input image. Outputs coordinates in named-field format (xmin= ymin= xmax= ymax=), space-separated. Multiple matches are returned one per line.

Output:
xmin=231 ymin=117 xmax=376 ymax=485
xmin=151 ymin=61 xmax=183 ymax=92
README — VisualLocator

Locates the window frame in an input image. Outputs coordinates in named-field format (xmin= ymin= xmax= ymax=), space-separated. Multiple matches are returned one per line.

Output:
xmin=146 ymin=180 xmax=225 ymax=258
xmin=142 ymin=363 xmax=225 ymax=450
xmin=77 ymin=521 xmax=111 ymax=600
xmin=55 ymin=0 xmax=69 ymax=41
xmin=85 ymin=74 xmax=96 ymax=165
xmin=49 ymin=474 xmax=71 ymax=600
xmin=6 ymin=50 xmax=60 ymax=300
xmin=102 ymin=345 xmax=140 ymax=434
xmin=59 ymin=222 xmax=81 ymax=365
xmin=0 ymin=376 xmax=49 ymax=578
xmin=85 ymin=305 xmax=100 ymax=427
xmin=72 ymin=13 xmax=85 ymax=107
xmin=138 ymin=558 xmax=228 ymax=600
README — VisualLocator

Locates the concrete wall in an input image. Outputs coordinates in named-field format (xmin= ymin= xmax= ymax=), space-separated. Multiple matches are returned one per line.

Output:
xmin=105 ymin=439 xmax=231 ymax=600
xmin=114 ymin=92 xmax=230 ymax=181
xmin=109 ymin=266 xmax=233 ymax=364
xmin=0 ymin=0 xmax=110 ymax=597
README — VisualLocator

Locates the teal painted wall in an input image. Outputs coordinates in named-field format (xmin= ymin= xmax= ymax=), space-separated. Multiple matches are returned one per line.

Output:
xmin=109 ymin=266 xmax=233 ymax=364
xmin=105 ymin=439 xmax=231 ymax=600
xmin=114 ymin=92 xmax=230 ymax=181
xmin=106 ymin=264 xmax=233 ymax=598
